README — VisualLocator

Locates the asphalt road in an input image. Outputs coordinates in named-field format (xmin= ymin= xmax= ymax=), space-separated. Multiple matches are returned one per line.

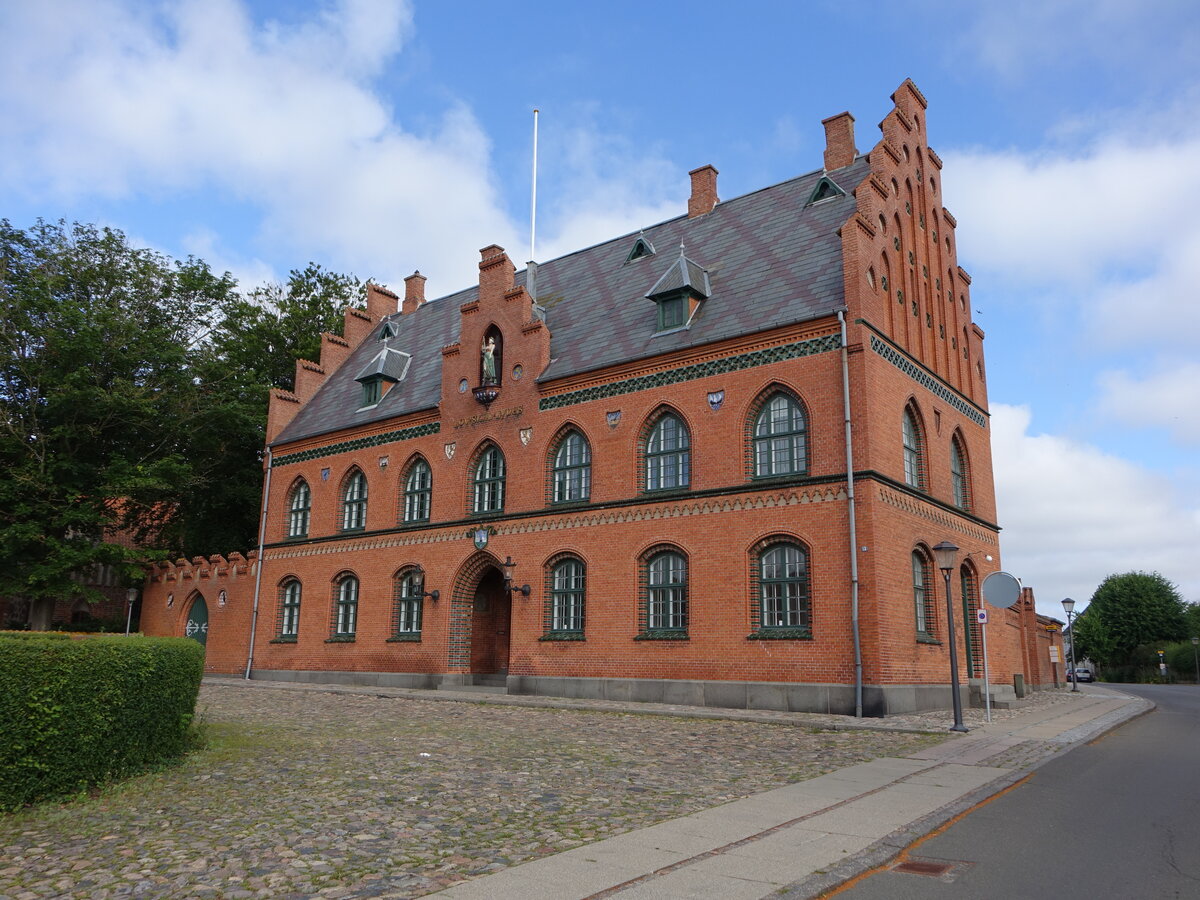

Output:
xmin=832 ymin=684 xmax=1200 ymax=899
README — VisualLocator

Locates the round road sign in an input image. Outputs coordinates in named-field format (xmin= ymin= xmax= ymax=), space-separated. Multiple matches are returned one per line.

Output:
xmin=982 ymin=571 xmax=1022 ymax=609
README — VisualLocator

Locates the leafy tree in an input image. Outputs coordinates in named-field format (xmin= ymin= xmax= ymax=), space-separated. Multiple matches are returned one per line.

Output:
xmin=0 ymin=219 xmax=235 ymax=627
xmin=1073 ymin=571 xmax=1188 ymax=667
xmin=1184 ymin=603 xmax=1200 ymax=641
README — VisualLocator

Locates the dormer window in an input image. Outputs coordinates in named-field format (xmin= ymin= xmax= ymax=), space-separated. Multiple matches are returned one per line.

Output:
xmin=806 ymin=176 xmax=845 ymax=205
xmin=354 ymin=346 xmax=411 ymax=408
xmin=626 ymin=234 xmax=656 ymax=263
xmin=645 ymin=247 xmax=711 ymax=334
xmin=379 ymin=321 xmax=399 ymax=340
xmin=361 ymin=378 xmax=382 ymax=407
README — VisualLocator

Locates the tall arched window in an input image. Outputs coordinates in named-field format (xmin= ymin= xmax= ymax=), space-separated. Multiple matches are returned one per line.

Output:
xmin=645 ymin=550 xmax=687 ymax=634
xmin=552 ymin=431 xmax=591 ymax=503
xmin=279 ymin=579 xmax=301 ymax=638
xmin=549 ymin=557 xmax=586 ymax=633
xmin=473 ymin=445 xmax=505 ymax=513
xmin=961 ymin=564 xmax=982 ymax=677
xmin=333 ymin=575 xmax=358 ymax=638
xmin=757 ymin=542 xmax=810 ymax=633
xmin=912 ymin=550 xmax=934 ymax=637
xmin=753 ymin=393 xmax=808 ymax=477
xmin=341 ymin=469 xmax=368 ymax=531
xmin=645 ymin=413 xmax=690 ymax=491
xmin=287 ymin=480 xmax=311 ymax=539
xmin=392 ymin=569 xmax=423 ymax=638
xmin=951 ymin=436 xmax=970 ymax=510
xmin=403 ymin=459 xmax=432 ymax=523
xmin=902 ymin=407 xmax=925 ymax=490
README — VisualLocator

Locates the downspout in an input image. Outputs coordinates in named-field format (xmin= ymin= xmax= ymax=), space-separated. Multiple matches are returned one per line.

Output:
xmin=244 ymin=446 xmax=273 ymax=679
xmin=838 ymin=309 xmax=863 ymax=718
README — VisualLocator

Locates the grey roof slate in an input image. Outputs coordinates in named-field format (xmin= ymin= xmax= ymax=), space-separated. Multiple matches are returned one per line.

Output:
xmin=354 ymin=345 xmax=412 ymax=383
xmin=273 ymin=158 xmax=870 ymax=446
xmin=646 ymin=248 xmax=711 ymax=301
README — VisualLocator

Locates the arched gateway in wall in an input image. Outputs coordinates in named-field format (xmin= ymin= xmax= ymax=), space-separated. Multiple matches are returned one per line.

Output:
xmin=449 ymin=551 xmax=511 ymax=674
xmin=183 ymin=591 xmax=209 ymax=647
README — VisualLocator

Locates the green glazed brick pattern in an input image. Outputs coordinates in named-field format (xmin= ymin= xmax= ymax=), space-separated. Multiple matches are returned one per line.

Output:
xmin=273 ymin=422 xmax=441 ymax=467
xmin=870 ymin=336 xmax=987 ymax=429
xmin=539 ymin=334 xmax=841 ymax=412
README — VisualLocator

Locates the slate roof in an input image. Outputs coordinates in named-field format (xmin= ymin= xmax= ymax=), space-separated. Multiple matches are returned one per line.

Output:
xmin=273 ymin=158 xmax=870 ymax=446
xmin=645 ymin=248 xmax=711 ymax=301
xmin=354 ymin=345 xmax=411 ymax=383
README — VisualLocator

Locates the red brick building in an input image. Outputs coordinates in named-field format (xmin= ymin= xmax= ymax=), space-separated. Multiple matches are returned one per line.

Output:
xmin=140 ymin=80 xmax=1064 ymax=714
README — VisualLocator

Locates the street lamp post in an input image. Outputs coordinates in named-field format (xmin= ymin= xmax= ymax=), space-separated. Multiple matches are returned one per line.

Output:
xmin=1192 ymin=637 xmax=1198 ymax=685
xmin=932 ymin=541 xmax=968 ymax=733
xmin=1062 ymin=598 xmax=1077 ymax=692
xmin=124 ymin=587 xmax=138 ymax=636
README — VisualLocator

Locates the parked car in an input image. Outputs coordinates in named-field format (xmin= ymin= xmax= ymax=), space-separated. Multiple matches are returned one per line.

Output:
xmin=1068 ymin=667 xmax=1094 ymax=682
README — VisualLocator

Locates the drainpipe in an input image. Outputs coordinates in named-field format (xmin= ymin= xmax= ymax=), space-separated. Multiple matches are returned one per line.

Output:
xmin=245 ymin=446 xmax=273 ymax=679
xmin=838 ymin=309 xmax=863 ymax=718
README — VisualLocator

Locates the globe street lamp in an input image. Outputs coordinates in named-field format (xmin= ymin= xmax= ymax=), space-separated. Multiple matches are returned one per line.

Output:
xmin=1062 ymin=598 xmax=1078 ymax=692
xmin=931 ymin=540 xmax=968 ymax=732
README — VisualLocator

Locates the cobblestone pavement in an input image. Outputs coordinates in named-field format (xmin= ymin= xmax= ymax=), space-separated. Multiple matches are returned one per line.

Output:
xmin=1 ymin=683 xmax=949 ymax=900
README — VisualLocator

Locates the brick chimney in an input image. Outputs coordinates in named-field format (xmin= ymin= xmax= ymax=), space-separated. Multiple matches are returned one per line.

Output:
xmin=821 ymin=112 xmax=857 ymax=171
xmin=402 ymin=270 xmax=427 ymax=315
xmin=688 ymin=165 xmax=719 ymax=218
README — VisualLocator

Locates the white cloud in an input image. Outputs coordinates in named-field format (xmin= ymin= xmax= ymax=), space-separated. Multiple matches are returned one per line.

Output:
xmin=991 ymin=403 xmax=1200 ymax=614
xmin=1097 ymin=362 xmax=1200 ymax=445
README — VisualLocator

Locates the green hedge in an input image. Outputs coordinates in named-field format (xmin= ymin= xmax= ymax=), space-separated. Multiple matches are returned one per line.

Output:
xmin=0 ymin=634 xmax=205 ymax=812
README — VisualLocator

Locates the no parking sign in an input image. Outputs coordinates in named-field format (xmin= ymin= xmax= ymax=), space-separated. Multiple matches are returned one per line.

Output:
xmin=977 ymin=609 xmax=989 ymax=625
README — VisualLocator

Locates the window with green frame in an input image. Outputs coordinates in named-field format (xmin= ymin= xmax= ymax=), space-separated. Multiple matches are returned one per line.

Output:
xmin=550 ymin=557 xmax=585 ymax=633
xmin=341 ymin=469 xmax=367 ymax=531
xmin=912 ymin=551 xmax=934 ymax=638
xmin=473 ymin=445 xmax=505 ymax=513
xmin=753 ymin=393 xmax=808 ymax=477
xmin=756 ymin=542 xmax=810 ymax=635
xmin=333 ymin=575 xmax=358 ymax=638
xmin=645 ymin=413 xmax=690 ymax=491
xmin=403 ymin=458 xmax=432 ymax=523
xmin=951 ymin=436 xmax=970 ymax=510
xmin=552 ymin=431 xmax=591 ymax=503
xmin=902 ymin=407 xmax=924 ymax=490
xmin=392 ymin=570 xmax=422 ymax=638
xmin=279 ymin=579 xmax=301 ymax=638
xmin=657 ymin=294 xmax=686 ymax=331
xmin=645 ymin=550 xmax=687 ymax=635
xmin=287 ymin=480 xmax=311 ymax=539
xmin=361 ymin=378 xmax=382 ymax=407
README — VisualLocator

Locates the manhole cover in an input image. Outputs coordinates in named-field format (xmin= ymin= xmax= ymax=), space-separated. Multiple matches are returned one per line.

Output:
xmin=894 ymin=860 xmax=954 ymax=877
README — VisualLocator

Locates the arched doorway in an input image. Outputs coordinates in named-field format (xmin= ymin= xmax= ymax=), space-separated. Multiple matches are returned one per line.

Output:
xmin=184 ymin=593 xmax=209 ymax=647
xmin=471 ymin=568 xmax=511 ymax=674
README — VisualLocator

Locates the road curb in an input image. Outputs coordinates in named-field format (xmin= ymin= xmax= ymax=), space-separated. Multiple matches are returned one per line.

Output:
xmin=775 ymin=694 xmax=1156 ymax=899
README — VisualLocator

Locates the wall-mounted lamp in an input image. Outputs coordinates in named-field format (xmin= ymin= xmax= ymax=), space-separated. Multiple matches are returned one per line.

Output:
xmin=501 ymin=556 xmax=531 ymax=598
xmin=414 ymin=565 xmax=439 ymax=602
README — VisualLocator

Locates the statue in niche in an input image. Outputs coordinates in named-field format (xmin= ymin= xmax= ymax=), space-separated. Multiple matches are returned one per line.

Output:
xmin=481 ymin=336 xmax=497 ymax=385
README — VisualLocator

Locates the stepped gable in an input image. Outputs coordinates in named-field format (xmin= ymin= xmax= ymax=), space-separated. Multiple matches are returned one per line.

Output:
xmin=273 ymin=159 xmax=870 ymax=446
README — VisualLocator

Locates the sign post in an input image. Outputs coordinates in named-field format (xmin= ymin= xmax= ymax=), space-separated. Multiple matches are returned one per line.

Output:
xmin=977 ymin=607 xmax=991 ymax=723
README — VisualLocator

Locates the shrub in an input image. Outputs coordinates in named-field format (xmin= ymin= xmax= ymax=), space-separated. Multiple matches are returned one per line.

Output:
xmin=0 ymin=634 xmax=204 ymax=811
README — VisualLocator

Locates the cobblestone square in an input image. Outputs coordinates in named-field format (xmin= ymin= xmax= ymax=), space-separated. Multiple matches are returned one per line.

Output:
xmin=0 ymin=682 xmax=945 ymax=899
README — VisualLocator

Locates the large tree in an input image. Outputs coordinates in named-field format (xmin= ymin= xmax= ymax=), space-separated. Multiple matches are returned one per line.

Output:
xmin=0 ymin=219 xmax=234 ymax=627
xmin=0 ymin=221 xmax=365 ymax=628
xmin=1073 ymin=571 xmax=1188 ymax=667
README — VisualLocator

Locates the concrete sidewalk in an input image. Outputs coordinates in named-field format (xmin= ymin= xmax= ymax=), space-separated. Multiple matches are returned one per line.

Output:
xmin=428 ymin=685 xmax=1150 ymax=900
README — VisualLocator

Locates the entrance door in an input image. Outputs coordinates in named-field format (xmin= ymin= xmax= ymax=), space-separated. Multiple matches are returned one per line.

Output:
xmin=470 ymin=568 xmax=511 ymax=674
xmin=185 ymin=595 xmax=209 ymax=646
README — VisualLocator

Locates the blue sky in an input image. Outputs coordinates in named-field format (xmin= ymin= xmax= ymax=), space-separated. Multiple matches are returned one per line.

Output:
xmin=3 ymin=0 xmax=1198 ymax=617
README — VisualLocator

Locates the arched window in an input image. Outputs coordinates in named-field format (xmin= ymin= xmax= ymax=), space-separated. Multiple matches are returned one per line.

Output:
xmin=902 ymin=407 xmax=925 ymax=490
xmin=392 ymin=569 xmax=423 ymax=637
xmin=757 ymin=542 xmax=810 ymax=634
xmin=287 ymin=480 xmax=311 ymax=539
xmin=549 ymin=557 xmax=586 ymax=634
xmin=279 ymin=579 xmax=301 ymax=638
xmin=473 ymin=445 xmax=505 ymax=513
xmin=951 ymin=436 xmax=970 ymax=510
xmin=333 ymin=575 xmax=358 ymax=638
xmin=645 ymin=413 xmax=690 ymax=491
xmin=403 ymin=459 xmax=432 ymax=523
xmin=552 ymin=431 xmax=591 ymax=503
xmin=341 ymin=469 xmax=368 ymax=531
xmin=961 ymin=564 xmax=982 ymax=677
xmin=753 ymin=392 xmax=808 ymax=477
xmin=912 ymin=550 xmax=934 ymax=637
xmin=645 ymin=550 xmax=687 ymax=634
